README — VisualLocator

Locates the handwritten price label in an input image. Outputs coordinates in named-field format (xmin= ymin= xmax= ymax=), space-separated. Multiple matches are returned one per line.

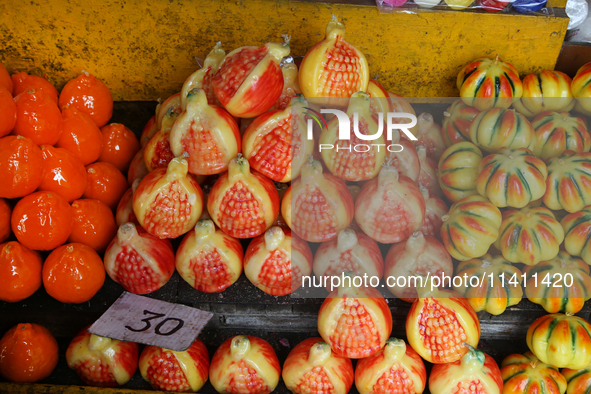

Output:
xmin=89 ymin=292 xmax=213 ymax=351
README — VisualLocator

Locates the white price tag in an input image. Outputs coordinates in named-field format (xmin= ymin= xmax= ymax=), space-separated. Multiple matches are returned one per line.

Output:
xmin=89 ymin=292 xmax=213 ymax=351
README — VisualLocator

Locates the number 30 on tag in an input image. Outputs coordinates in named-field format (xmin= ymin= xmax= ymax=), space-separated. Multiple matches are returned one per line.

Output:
xmin=89 ymin=292 xmax=213 ymax=351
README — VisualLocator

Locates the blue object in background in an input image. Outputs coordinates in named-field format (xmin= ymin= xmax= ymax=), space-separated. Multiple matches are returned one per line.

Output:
xmin=512 ymin=0 xmax=547 ymax=13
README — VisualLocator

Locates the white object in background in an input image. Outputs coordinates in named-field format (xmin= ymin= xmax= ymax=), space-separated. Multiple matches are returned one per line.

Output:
xmin=566 ymin=0 xmax=589 ymax=30
xmin=415 ymin=0 xmax=442 ymax=8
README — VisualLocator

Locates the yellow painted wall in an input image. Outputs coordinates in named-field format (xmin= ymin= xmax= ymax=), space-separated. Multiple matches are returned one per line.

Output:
xmin=0 ymin=0 xmax=568 ymax=100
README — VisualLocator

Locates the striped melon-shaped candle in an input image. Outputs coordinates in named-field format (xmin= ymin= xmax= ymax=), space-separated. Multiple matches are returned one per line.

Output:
xmin=469 ymin=108 xmax=535 ymax=153
xmin=572 ymin=61 xmax=591 ymax=114
xmin=513 ymin=70 xmax=574 ymax=118
xmin=532 ymin=111 xmax=590 ymax=160
xmin=543 ymin=151 xmax=591 ymax=213
xmin=440 ymin=195 xmax=502 ymax=261
xmin=563 ymin=366 xmax=591 ymax=394
xmin=523 ymin=252 xmax=591 ymax=314
xmin=437 ymin=142 xmax=483 ymax=203
xmin=562 ymin=206 xmax=591 ymax=265
xmin=477 ymin=147 xmax=547 ymax=208
xmin=501 ymin=352 xmax=566 ymax=394
xmin=457 ymin=55 xmax=523 ymax=111
xmin=441 ymin=99 xmax=479 ymax=147
xmin=527 ymin=313 xmax=591 ymax=370
xmin=454 ymin=253 xmax=523 ymax=315
xmin=494 ymin=207 xmax=563 ymax=266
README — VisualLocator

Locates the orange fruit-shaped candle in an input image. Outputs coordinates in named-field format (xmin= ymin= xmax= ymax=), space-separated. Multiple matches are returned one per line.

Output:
xmin=66 ymin=326 xmax=139 ymax=387
xmin=299 ymin=15 xmax=369 ymax=105
xmin=0 ymin=62 xmax=13 ymax=94
xmin=0 ymin=86 xmax=16 ymax=138
xmin=13 ymin=89 xmax=62 ymax=145
xmin=38 ymin=145 xmax=88 ymax=203
xmin=59 ymin=71 xmax=113 ymax=127
xmin=0 ymin=323 xmax=58 ymax=383
xmin=406 ymin=285 xmax=481 ymax=364
xmin=244 ymin=227 xmax=312 ymax=296
xmin=313 ymin=229 xmax=383 ymax=292
xmin=57 ymin=105 xmax=103 ymax=165
xmin=429 ymin=345 xmax=503 ymax=394
xmin=139 ymin=338 xmax=209 ymax=392
xmin=355 ymin=163 xmax=425 ymax=244
xmin=209 ymin=335 xmax=281 ymax=394
xmin=170 ymin=88 xmax=241 ymax=176
xmin=283 ymin=338 xmax=354 ymax=394
xmin=0 ymin=241 xmax=43 ymax=302
xmin=11 ymin=191 xmax=73 ymax=251
xmin=320 ymin=92 xmax=386 ymax=181
xmin=212 ymin=41 xmax=290 ymax=118
xmin=99 ymin=123 xmax=140 ymax=173
xmin=385 ymin=231 xmax=453 ymax=302
xmin=12 ymin=71 xmax=59 ymax=104
xmin=318 ymin=279 xmax=392 ymax=359
xmin=208 ymin=155 xmax=279 ymax=239
xmin=501 ymin=352 xmax=566 ymax=394
xmin=43 ymin=243 xmax=105 ymax=303
xmin=0 ymin=198 xmax=11 ymax=242
xmin=181 ymin=41 xmax=226 ymax=109
xmin=355 ymin=338 xmax=427 ymax=394
xmin=69 ymin=199 xmax=118 ymax=252
xmin=133 ymin=157 xmax=204 ymax=239
xmin=83 ymin=162 xmax=129 ymax=211
xmin=143 ymin=107 xmax=178 ymax=172
xmin=104 ymin=222 xmax=175 ymax=294
xmin=1 ymin=140 xmax=41 ymax=204
xmin=243 ymin=94 xmax=312 ymax=183
xmin=176 ymin=219 xmax=243 ymax=293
